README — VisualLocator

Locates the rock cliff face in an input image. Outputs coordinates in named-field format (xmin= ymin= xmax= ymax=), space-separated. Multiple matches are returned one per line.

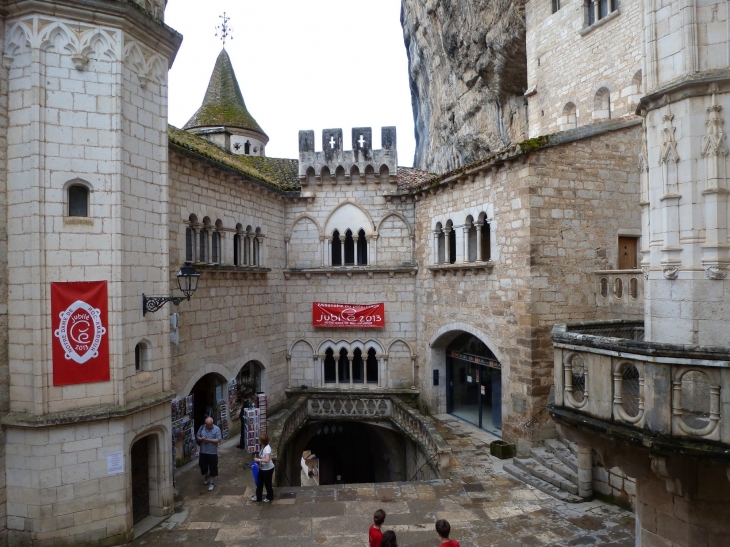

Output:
xmin=401 ymin=0 xmax=528 ymax=172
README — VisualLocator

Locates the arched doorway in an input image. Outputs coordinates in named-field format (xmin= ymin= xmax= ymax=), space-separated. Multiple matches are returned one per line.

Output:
xmin=131 ymin=436 xmax=149 ymax=524
xmin=236 ymin=360 xmax=263 ymax=394
xmin=446 ymin=333 xmax=502 ymax=436
xmin=190 ymin=372 xmax=229 ymax=433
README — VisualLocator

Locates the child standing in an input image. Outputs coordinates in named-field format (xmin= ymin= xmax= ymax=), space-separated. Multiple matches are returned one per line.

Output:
xmin=369 ymin=509 xmax=386 ymax=547
xmin=435 ymin=519 xmax=460 ymax=547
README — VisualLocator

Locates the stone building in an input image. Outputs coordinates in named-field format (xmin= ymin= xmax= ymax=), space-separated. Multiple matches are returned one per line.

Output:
xmin=0 ymin=0 xmax=725 ymax=545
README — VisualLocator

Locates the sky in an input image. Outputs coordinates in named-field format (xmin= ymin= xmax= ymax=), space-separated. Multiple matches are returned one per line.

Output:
xmin=166 ymin=0 xmax=416 ymax=166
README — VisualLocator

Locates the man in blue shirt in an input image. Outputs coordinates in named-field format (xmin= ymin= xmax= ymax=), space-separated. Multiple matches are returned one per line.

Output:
xmin=196 ymin=417 xmax=222 ymax=491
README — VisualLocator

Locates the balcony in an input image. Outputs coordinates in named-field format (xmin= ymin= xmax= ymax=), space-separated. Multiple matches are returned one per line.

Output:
xmin=549 ymin=321 xmax=730 ymax=456
xmin=594 ymin=270 xmax=643 ymax=318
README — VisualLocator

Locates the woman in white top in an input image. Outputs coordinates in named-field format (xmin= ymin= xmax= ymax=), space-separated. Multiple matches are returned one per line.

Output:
xmin=252 ymin=433 xmax=275 ymax=502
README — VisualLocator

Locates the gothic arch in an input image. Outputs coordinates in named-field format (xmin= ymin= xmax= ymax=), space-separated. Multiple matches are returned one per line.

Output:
xmin=429 ymin=322 xmax=506 ymax=364
xmin=323 ymin=200 xmax=375 ymax=237
xmin=80 ymin=29 xmax=117 ymax=60
xmin=6 ymin=21 xmax=33 ymax=55
xmin=288 ymin=213 xmax=323 ymax=240
xmin=387 ymin=339 xmax=413 ymax=356
xmin=289 ymin=339 xmax=314 ymax=356
xmin=180 ymin=364 xmax=233 ymax=397
xmin=39 ymin=23 xmax=79 ymax=55
xmin=378 ymin=211 xmax=413 ymax=237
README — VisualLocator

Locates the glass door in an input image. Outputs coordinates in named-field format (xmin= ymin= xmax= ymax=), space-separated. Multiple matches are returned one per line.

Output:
xmin=451 ymin=360 xmax=480 ymax=426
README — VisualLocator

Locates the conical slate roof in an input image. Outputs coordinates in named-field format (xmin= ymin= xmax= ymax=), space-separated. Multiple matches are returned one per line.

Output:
xmin=184 ymin=49 xmax=267 ymax=138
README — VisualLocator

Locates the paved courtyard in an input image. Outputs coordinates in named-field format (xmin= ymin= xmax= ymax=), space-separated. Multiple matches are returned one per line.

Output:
xmin=133 ymin=415 xmax=635 ymax=547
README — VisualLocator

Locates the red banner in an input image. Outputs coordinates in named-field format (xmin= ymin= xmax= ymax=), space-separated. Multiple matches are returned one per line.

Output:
xmin=312 ymin=302 xmax=384 ymax=328
xmin=51 ymin=281 xmax=110 ymax=386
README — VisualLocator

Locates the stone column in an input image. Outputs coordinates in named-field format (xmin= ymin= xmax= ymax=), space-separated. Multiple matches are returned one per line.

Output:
xmin=353 ymin=235 xmax=359 ymax=265
xmin=576 ymin=443 xmax=593 ymax=499
xmin=286 ymin=354 xmax=292 ymax=388
xmin=475 ymin=221 xmax=484 ymax=261
xmin=340 ymin=238 xmax=346 ymax=266
xmin=314 ymin=356 xmax=321 ymax=387
xmin=461 ymin=224 xmax=470 ymax=263
xmin=433 ymin=231 xmax=440 ymax=264
xmin=380 ymin=355 xmax=388 ymax=388
xmin=284 ymin=236 xmax=290 ymax=269
xmin=371 ymin=233 xmax=378 ymax=265
xmin=444 ymin=227 xmax=452 ymax=264
xmin=326 ymin=236 xmax=332 ymax=267
xmin=207 ymin=229 xmax=213 ymax=264
xmin=320 ymin=236 xmax=326 ymax=267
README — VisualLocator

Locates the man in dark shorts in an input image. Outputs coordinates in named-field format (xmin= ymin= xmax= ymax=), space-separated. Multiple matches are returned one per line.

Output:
xmin=197 ymin=417 xmax=222 ymax=491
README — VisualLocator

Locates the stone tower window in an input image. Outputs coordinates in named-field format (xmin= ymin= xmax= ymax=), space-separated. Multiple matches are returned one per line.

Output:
xmin=338 ymin=348 xmax=350 ymax=383
xmin=560 ymin=102 xmax=578 ymax=130
xmin=366 ymin=348 xmax=379 ymax=384
xmin=212 ymin=231 xmax=220 ymax=263
xmin=344 ymin=230 xmax=355 ymax=265
xmin=352 ymin=348 xmax=364 ymax=384
xmin=199 ymin=228 xmax=207 ymax=263
xmin=332 ymin=230 xmax=342 ymax=266
xmin=480 ymin=218 xmax=491 ymax=261
xmin=552 ymin=0 xmax=560 ymax=13
xmin=134 ymin=341 xmax=149 ymax=372
xmin=68 ymin=184 xmax=89 ymax=217
xmin=244 ymin=140 xmax=250 ymax=155
xmin=593 ymin=87 xmax=611 ymax=120
xmin=185 ymin=227 xmax=194 ymax=262
xmin=324 ymin=348 xmax=336 ymax=383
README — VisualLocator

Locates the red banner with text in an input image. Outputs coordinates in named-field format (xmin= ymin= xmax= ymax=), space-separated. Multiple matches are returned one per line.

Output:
xmin=312 ymin=302 xmax=384 ymax=328
xmin=51 ymin=281 xmax=110 ymax=386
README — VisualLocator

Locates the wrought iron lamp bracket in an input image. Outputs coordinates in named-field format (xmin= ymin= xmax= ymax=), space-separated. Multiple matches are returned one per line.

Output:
xmin=142 ymin=294 xmax=189 ymax=316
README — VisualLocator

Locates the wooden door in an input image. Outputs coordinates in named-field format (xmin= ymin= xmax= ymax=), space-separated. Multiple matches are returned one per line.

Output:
xmin=618 ymin=237 xmax=638 ymax=269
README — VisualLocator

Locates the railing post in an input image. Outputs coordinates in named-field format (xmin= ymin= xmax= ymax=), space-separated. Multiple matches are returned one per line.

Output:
xmin=576 ymin=443 xmax=593 ymax=499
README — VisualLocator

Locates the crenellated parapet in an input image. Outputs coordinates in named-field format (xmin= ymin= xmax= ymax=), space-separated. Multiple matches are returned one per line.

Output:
xmin=298 ymin=127 xmax=398 ymax=185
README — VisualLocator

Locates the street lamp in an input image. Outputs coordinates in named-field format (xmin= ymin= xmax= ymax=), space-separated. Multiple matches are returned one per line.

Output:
xmin=142 ymin=262 xmax=201 ymax=316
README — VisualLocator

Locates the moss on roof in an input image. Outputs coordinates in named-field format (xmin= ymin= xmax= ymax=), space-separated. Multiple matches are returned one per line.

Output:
xmin=183 ymin=49 xmax=267 ymax=138
xmin=168 ymin=125 xmax=298 ymax=191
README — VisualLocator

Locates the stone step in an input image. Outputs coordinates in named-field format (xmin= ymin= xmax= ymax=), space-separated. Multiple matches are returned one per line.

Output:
xmin=503 ymin=464 xmax=583 ymax=503
xmin=558 ymin=436 xmax=580 ymax=458
xmin=545 ymin=438 xmax=578 ymax=473
xmin=530 ymin=447 xmax=578 ymax=485
xmin=512 ymin=457 xmax=579 ymax=495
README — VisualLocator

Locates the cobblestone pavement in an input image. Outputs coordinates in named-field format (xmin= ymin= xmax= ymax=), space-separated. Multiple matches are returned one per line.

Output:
xmin=133 ymin=415 xmax=635 ymax=547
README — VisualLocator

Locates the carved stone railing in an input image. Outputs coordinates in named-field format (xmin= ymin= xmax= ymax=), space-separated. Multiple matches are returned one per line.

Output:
xmin=594 ymin=270 xmax=644 ymax=316
xmin=550 ymin=321 xmax=730 ymax=457
xmin=272 ymin=394 xmax=451 ymax=477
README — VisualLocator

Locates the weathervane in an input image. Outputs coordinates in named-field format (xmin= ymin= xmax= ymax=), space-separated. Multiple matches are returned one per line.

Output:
xmin=215 ymin=12 xmax=233 ymax=47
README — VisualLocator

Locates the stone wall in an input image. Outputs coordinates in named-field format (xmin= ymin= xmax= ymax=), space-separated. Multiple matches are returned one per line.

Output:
xmin=0 ymin=16 xmax=7 ymax=543
xmin=525 ymin=0 xmax=643 ymax=137
xmin=168 ymin=152 xmax=288 ymax=413
xmin=414 ymin=122 xmax=642 ymax=449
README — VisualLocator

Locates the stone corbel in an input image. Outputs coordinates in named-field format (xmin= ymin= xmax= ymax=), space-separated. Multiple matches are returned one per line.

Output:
xmin=138 ymin=74 xmax=150 ymax=89
xmin=641 ymin=267 xmax=650 ymax=280
xmin=650 ymin=455 xmax=682 ymax=496
xmin=3 ymin=55 xmax=13 ymax=69
xmin=662 ymin=266 xmax=679 ymax=280
xmin=705 ymin=265 xmax=728 ymax=280
xmin=71 ymin=54 xmax=89 ymax=71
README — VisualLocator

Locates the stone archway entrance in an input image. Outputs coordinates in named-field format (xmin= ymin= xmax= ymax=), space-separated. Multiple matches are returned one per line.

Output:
xmin=190 ymin=372 xmax=229 ymax=433
xmin=445 ymin=332 xmax=502 ymax=436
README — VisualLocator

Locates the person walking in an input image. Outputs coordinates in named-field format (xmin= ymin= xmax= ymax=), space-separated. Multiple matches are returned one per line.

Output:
xmin=196 ymin=417 xmax=222 ymax=491
xmin=251 ymin=433 xmax=274 ymax=502
xmin=435 ymin=519 xmax=460 ymax=547
xmin=369 ymin=509 xmax=386 ymax=547
xmin=381 ymin=530 xmax=398 ymax=547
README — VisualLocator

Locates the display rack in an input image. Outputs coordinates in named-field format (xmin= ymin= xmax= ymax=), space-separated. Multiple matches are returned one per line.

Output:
xmin=171 ymin=396 xmax=197 ymax=468
xmin=255 ymin=393 xmax=267 ymax=436
xmin=243 ymin=407 xmax=260 ymax=453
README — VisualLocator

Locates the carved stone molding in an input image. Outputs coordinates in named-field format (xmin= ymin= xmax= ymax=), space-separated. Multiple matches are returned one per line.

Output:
xmin=650 ymin=454 xmax=683 ymax=496
xmin=641 ymin=267 xmax=650 ymax=280
xmin=705 ymin=265 xmax=727 ymax=280
xmin=659 ymin=111 xmax=680 ymax=165
xmin=662 ymin=266 xmax=679 ymax=280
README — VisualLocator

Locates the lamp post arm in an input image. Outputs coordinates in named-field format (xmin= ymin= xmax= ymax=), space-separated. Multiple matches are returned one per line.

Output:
xmin=142 ymin=294 xmax=190 ymax=316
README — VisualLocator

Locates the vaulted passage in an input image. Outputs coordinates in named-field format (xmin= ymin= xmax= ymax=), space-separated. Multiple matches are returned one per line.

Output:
xmin=278 ymin=419 xmax=437 ymax=487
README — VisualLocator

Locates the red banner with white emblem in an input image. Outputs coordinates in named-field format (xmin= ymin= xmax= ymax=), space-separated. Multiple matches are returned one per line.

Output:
xmin=51 ymin=281 xmax=110 ymax=386
xmin=312 ymin=302 xmax=384 ymax=328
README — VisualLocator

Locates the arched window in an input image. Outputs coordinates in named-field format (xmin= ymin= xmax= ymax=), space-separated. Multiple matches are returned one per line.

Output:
xmin=68 ymin=184 xmax=89 ymax=217
xmin=561 ymin=102 xmax=577 ymax=129
xmin=306 ymin=167 xmax=316 ymax=185
xmin=352 ymin=348 xmax=364 ymax=384
xmin=338 ymin=348 xmax=350 ymax=383
xmin=466 ymin=216 xmax=477 ymax=262
xmin=594 ymin=87 xmax=611 ymax=120
xmin=233 ymin=233 xmax=240 ymax=266
xmin=185 ymin=227 xmax=193 ymax=262
xmin=253 ymin=228 xmax=261 ymax=266
xmin=332 ymin=230 xmax=342 ymax=266
xmin=324 ymin=348 xmax=336 ymax=383
xmin=448 ymin=226 xmax=456 ymax=264
xmin=244 ymin=226 xmax=253 ymax=265
xmin=335 ymin=166 xmax=346 ymax=185
xmin=244 ymin=141 xmax=250 ymax=155
xmin=199 ymin=229 xmax=207 ymax=263
xmin=134 ymin=342 xmax=148 ymax=372
xmin=364 ymin=165 xmax=375 ymax=184
xmin=632 ymin=70 xmax=642 ymax=90
xmin=357 ymin=229 xmax=368 ymax=265
xmin=436 ymin=222 xmax=445 ymax=264
xmin=344 ymin=230 xmax=355 ymax=265
xmin=212 ymin=231 xmax=220 ymax=263
xmin=366 ymin=348 xmax=378 ymax=384
xmin=321 ymin=166 xmax=331 ymax=184
xmin=481 ymin=221 xmax=491 ymax=261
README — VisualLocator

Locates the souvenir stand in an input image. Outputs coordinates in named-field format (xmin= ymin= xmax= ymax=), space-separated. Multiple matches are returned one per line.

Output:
xmin=243 ymin=408 xmax=260 ymax=453
xmin=171 ymin=395 xmax=198 ymax=469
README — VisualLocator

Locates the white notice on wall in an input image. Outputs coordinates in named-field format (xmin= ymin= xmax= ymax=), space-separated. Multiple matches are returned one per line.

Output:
xmin=215 ymin=385 xmax=223 ymax=403
xmin=107 ymin=451 xmax=124 ymax=475
xmin=467 ymin=375 xmax=473 ymax=383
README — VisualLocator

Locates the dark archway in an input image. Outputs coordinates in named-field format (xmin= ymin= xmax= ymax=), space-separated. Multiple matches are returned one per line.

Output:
xmin=190 ymin=372 xmax=228 ymax=433
xmin=131 ymin=436 xmax=150 ymax=525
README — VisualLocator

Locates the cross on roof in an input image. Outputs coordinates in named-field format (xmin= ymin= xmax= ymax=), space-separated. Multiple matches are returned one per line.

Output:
xmin=329 ymin=136 xmax=336 ymax=149
xmin=215 ymin=12 xmax=233 ymax=47
xmin=358 ymin=135 xmax=366 ymax=148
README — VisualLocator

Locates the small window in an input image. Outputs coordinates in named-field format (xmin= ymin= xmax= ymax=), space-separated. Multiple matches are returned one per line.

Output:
xmin=448 ymin=229 xmax=456 ymax=264
xmin=587 ymin=0 xmax=596 ymax=25
xmin=332 ymin=231 xmax=342 ymax=266
xmin=212 ymin=231 xmax=220 ymax=263
xmin=199 ymin=230 xmax=207 ymax=263
xmin=344 ymin=230 xmax=355 ymax=265
xmin=134 ymin=342 xmax=147 ymax=371
xmin=338 ymin=348 xmax=350 ymax=383
xmin=233 ymin=233 xmax=240 ymax=266
xmin=352 ymin=348 xmax=364 ymax=383
xmin=68 ymin=185 xmax=89 ymax=217
xmin=480 ymin=222 xmax=491 ymax=261
xmin=366 ymin=348 xmax=378 ymax=384
xmin=185 ymin=227 xmax=193 ymax=262
xmin=324 ymin=348 xmax=336 ymax=383
xmin=244 ymin=141 xmax=250 ymax=155
xmin=357 ymin=229 xmax=368 ymax=265
xmin=552 ymin=0 xmax=560 ymax=13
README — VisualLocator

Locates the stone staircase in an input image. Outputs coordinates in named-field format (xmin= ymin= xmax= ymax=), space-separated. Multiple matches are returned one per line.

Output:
xmin=504 ymin=437 xmax=586 ymax=503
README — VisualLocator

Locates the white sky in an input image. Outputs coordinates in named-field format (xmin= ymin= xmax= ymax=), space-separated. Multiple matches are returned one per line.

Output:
xmin=166 ymin=1 xmax=416 ymax=167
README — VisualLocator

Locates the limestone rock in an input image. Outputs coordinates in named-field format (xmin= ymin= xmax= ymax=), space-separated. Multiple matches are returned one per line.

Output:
xmin=401 ymin=0 xmax=528 ymax=172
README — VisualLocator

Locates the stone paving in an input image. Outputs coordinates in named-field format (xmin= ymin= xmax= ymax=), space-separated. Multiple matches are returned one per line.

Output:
xmin=133 ymin=415 xmax=635 ymax=547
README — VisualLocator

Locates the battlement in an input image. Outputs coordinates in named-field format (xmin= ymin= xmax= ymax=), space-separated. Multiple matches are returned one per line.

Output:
xmin=298 ymin=127 xmax=397 ymax=185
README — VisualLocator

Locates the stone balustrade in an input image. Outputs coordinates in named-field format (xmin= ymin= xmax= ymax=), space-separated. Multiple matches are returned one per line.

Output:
xmin=594 ymin=270 xmax=643 ymax=317
xmin=550 ymin=321 xmax=730 ymax=454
